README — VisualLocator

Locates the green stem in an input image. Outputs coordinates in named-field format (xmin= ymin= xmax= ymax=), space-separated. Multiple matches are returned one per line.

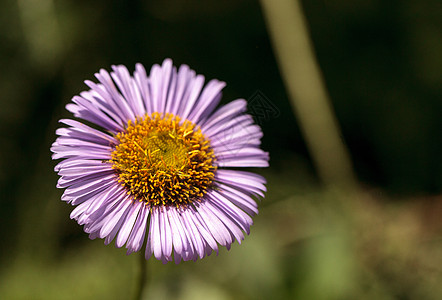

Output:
xmin=260 ymin=0 xmax=358 ymax=190
xmin=134 ymin=252 xmax=147 ymax=300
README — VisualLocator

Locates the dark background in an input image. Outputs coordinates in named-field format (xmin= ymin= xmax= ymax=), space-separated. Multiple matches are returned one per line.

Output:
xmin=0 ymin=0 xmax=441 ymax=299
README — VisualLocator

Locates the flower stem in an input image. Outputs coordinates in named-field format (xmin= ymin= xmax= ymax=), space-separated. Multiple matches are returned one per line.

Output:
xmin=260 ymin=0 xmax=358 ymax=190
xmin=134 ymin=252 xmax=147 ymax=300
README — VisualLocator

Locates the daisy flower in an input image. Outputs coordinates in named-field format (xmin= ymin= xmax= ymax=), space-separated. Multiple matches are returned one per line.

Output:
xmin=52 ymin=59 xmax=269 ymax=263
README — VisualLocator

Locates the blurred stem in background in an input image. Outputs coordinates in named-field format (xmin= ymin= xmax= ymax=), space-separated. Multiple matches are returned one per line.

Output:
xmin=260 ymin=0 xmax=358 ymax=191
xmin=17 ymin=0 xmax=63 ymax=71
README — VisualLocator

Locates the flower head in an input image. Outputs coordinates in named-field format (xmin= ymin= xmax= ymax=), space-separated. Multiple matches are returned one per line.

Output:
xmin=52 ymin=59 xmax=269 ymax=263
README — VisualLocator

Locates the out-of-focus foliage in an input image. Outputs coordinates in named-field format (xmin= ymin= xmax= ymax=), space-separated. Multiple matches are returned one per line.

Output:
xmin=0 ymin=0 xmax=440 ymax=299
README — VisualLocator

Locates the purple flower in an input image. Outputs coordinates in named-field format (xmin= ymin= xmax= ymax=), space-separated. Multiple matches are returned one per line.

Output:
xmin=51 ymin=59 xmax=269 ymax=264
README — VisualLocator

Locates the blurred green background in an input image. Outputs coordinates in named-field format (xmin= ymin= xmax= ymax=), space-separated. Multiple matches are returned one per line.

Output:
xmin=0 ymin=0 xmax=441 ymax=299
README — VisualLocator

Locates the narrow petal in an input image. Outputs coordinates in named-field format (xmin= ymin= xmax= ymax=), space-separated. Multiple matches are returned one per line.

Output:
xmin=99 ymin=197 xmax=132 ymax=239
xmin=200 ymin=99 xmax=247 ymax=131
xmin=116 ymin=201 xmax=142 ymax=248
xmin=209 ymin=191 xmax=253 ymax=234
xmin=58 ymin=119 xmax=119 ymax=142
xmin=215 ymin=169 xmax=267 ymax=197
xmin=188 ymin=79 xmax=226 ymax=124
xmin=204 ymin=199 xmax=244 ymax=244
xmin=177 ymin=75 xmax=205 ymax=120
xmin=181 ymin=208 xmax=205 ymax=259
xmin=145 ymin=209 xmax=155 ymax=259
xmin=168 ymin=64 xmax=193 ymax=116
xmin=187 ymin=208 xmax=218 ymax=254
xmin=111 ymin=65 xmax=146 ymax=117
xmin=152 ymin=208 xmax=163 ymax=260
xmin=126 ymin=204 xmax=149 ymax=254
xmin=92 ymin=69 xmax=136 ymax=122
xmin=148 ymin=59 xmax=173 ymax=114
xmin=196 ymin=203 xmax=233 ymax=247
xmin=166 ymin=207 xmax=183 ymax=255
xmin=134 ymin=63 xmax=153 ymax=115
xmin=218 ymin=183 xmax=259 ymax=215
xmin=171 ymin=208 xmax=195 ymax=261
xmin=159 ymin=207 xmax=173 ymax=262
xmin=104 ymin=199 xmax=132 ymax=245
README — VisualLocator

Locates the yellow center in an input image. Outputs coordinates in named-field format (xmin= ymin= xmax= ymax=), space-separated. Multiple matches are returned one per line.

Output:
xmin=110 ymin=112 xmax=216 ymax=207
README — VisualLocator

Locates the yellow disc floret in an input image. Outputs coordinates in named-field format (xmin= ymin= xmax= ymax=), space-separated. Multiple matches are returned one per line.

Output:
xmin=110 ymin=112 xmax=216 ymax=207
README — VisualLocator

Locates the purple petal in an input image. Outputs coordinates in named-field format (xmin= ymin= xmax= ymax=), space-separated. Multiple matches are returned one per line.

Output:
xmin=166 ymin=207 xmax=183 ymax=255
xmin=187 ymin=79 xmax=226 ymax=124
xmin=204 ymin=198 xmax=244 ymax=244
xmin=215 ymin=169 xmax=266 ymax=196
xmin=177 ymin=74 xmax=205 ymax=120
xmin=116 ymin=201 xmax=142 ymax=248
xmin=159 ymin=207 xmax=173 ymax=262
xmin=208 ymin=191 xmax=253 ymax=234
xmin=134 ymin=63 xmax=153 ymax=115
xmin=167 ymin=64 xmax=193 ymax=116
xmin=187 ymin=208 xmax=218 ymax=254
xmin=217 ymin=183 xmax=259 ymax=216
xmin=200 ymin=99 xmax=247 ymax=131
xmin=92 ymin=69 xmax=136 ymax=122
xmin=181 ymin=208 xmax=205 ymax=259
xmin=100 ymin=198 xmax=132 ymax=240
xmin=126 ymin=204 xmax=149 ymax=255
xmin=111 ymin=65 xmax=146 ymax=117
xmin=196 ymin=203 xmax=233 ymax=247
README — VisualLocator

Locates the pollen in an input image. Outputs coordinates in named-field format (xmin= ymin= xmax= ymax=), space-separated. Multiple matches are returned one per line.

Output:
xmin=110 ymin=112 xmax=216 ymax=207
